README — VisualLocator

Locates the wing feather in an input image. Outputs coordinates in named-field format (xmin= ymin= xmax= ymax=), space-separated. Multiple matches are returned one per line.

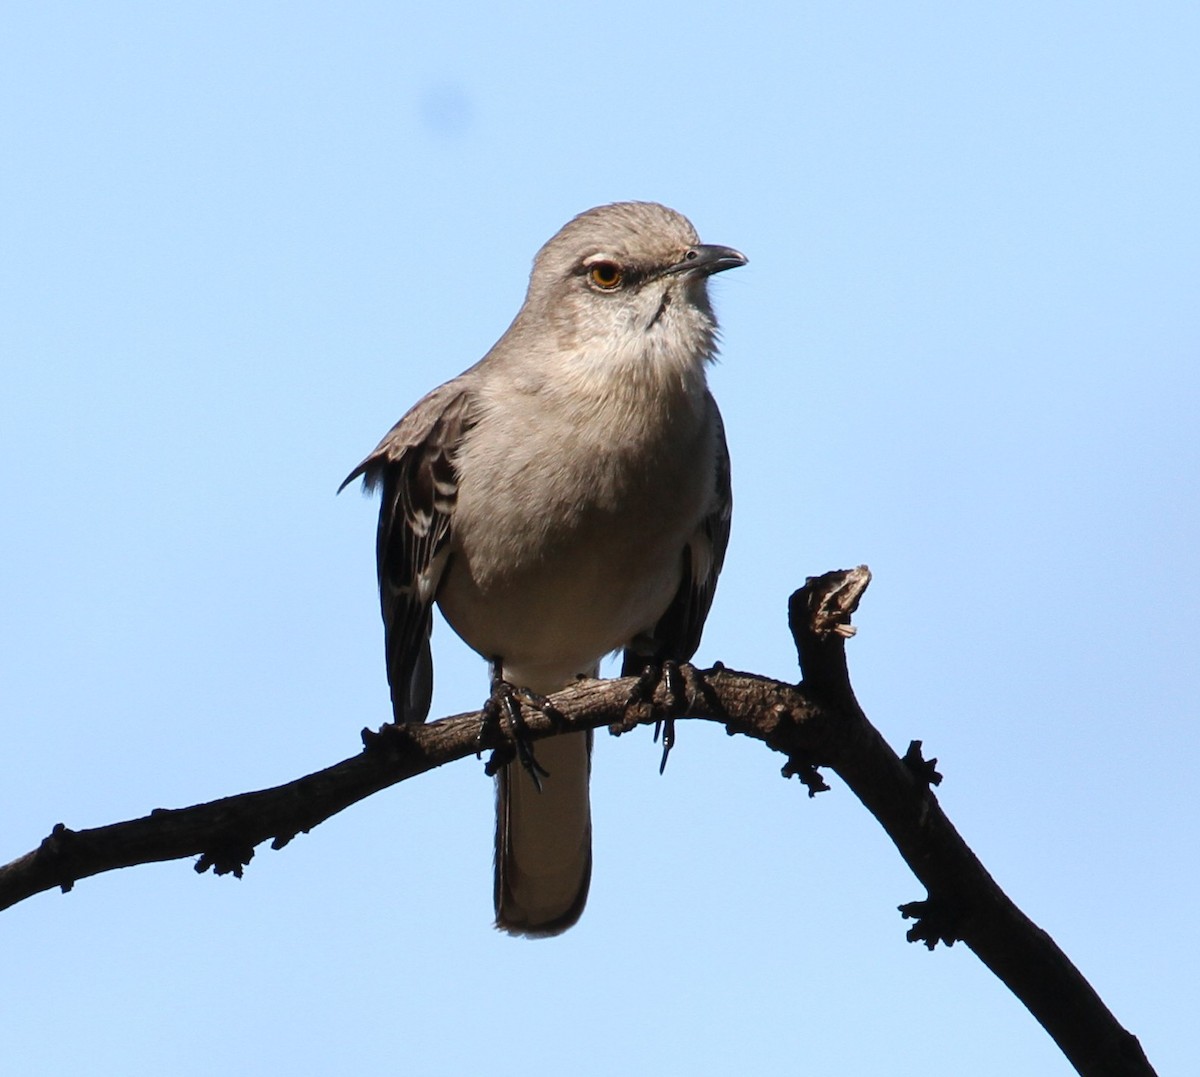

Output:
xmin=340 ymin=380 xmax=475 ymax=721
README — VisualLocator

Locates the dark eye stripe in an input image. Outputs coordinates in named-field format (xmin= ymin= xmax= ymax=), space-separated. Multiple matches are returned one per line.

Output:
xmin=579 ymin=260 xmax=648 ymax=291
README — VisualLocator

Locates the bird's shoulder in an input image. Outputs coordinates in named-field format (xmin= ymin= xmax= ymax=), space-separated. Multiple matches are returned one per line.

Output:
xmin=339 ymin=375 xmax=477 ymax=493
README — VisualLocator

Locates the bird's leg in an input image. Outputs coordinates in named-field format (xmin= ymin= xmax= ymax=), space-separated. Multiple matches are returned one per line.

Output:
xmin=480 ymin=662 xmax=553 ymax=790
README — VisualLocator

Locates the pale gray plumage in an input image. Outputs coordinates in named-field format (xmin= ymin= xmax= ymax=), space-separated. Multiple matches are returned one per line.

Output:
xmin=342 ymin=202 xmax=742 ymax=936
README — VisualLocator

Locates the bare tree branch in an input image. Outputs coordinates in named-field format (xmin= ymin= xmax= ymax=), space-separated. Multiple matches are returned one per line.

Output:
xmin=0 ymin=668 xmax=819 ymax=905
xmin=0 ymin=568 xmax=1155 ymax=1077
xmin=789 ymin=569 xmax=1155 ymax=1077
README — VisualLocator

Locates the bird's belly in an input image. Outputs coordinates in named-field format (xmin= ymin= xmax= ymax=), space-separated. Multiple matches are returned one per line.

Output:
xmin=436 ymin=524 xmax=684 ymax=695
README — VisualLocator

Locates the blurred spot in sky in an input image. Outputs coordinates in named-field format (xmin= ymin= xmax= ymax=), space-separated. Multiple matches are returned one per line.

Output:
xmin=418 ymin=83 xmax=473 ymax=138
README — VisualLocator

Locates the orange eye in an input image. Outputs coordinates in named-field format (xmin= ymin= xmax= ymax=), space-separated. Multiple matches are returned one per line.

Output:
xmin=588 ymin=262 xmax=623 ymax=290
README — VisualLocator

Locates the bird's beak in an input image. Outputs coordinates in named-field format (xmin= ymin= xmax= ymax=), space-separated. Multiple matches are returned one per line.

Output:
xmin=666 ymin=244 xmax=748 ymax=278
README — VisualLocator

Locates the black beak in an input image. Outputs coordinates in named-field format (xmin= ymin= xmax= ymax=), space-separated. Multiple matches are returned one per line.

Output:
xmin=666 ymin=244 xmax=748 ymax=278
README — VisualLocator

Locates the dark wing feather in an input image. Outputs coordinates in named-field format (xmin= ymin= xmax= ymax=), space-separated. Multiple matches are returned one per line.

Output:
xmin=622 ymin=395 xmax=732 ymax=673
xmin=340 ymin=381 xmax=474 ymax=722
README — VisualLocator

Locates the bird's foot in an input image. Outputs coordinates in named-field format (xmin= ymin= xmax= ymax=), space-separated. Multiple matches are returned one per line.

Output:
xmin=624 ymin=659 xmax=689 ymax=773
xmin=626 ymin=658 xmax=685 ymax=709
xmin=479 ymin=673 xmax=558 ymax=790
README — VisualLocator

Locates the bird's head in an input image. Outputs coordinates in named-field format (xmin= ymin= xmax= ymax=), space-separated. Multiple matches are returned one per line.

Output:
xmin=521 ymin=202 xmax=746 ymax=383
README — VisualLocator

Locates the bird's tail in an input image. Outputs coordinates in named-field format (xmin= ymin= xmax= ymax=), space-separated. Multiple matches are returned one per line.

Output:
xmin=494 ymin=726 xmax=594 ymax=937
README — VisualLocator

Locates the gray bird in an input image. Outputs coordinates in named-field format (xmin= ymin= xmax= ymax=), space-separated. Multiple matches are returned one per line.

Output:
xmin=342 ymin=202 xmax=743 ymax=936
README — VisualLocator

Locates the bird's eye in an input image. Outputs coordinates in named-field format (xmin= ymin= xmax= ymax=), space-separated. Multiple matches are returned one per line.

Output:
xmin=588 ymin=262 xmax=623 ymax=290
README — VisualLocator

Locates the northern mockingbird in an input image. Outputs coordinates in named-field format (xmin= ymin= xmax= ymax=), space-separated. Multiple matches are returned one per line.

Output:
xmin=342 ymin=202 xmax=743 ymax=936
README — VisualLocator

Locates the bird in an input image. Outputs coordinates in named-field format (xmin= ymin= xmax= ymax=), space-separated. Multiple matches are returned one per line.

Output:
xmin=341 ymin=201 xmax=743 ymax=936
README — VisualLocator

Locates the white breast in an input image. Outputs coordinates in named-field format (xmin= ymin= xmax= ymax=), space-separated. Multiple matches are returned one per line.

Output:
xmin=436 ymin=357 xmax=714 ymax=694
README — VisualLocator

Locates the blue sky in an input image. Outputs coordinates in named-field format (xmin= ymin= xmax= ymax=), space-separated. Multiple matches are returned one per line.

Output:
xmin=3 ymin=4 xmax=1197 ymax=1074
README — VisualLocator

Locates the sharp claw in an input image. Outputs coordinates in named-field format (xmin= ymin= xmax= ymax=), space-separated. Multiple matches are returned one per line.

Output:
xmin=658 ymin=716 xmax=675 ymax=774
xmin=514 ymin=687 xmax=565 ymax=731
